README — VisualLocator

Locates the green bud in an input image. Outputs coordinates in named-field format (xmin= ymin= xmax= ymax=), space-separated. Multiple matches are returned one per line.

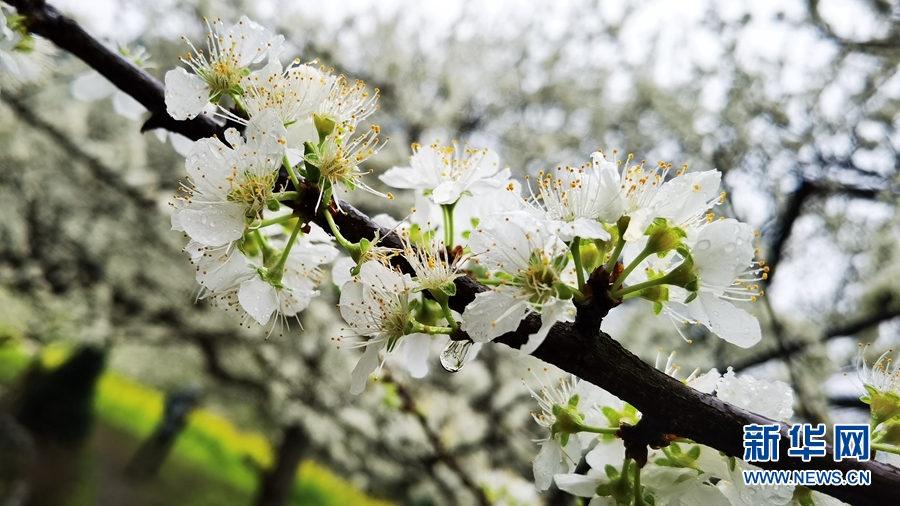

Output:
xmin=313 ymin=114 xmax=337 ymax=143
xmin=645 ymin=218 xmax=687 ymax=255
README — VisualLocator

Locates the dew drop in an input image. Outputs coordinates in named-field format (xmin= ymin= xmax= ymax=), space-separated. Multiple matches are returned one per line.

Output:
xmin=724 ymin=243 xmax=735 ymax=253
xmin=440 ymin=339 xmax=473 ymax=373
xmin=696 ymin=239 xmax=711 ymax=250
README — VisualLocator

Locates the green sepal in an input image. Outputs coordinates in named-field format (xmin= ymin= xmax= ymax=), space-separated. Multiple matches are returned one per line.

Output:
xmin=439 ymin=281 xmax=457 ymax=296
xmin=684 ymin=291 xmax=698 ymax=304
xmin=554 ymin=282 xmax=574 ymax=301
xmin=653 ymin=301 xmax=664 ymax=316
xmin=604 ymin=465 xmax=620 ymax=480
xmin=407 ymin=298 xmax=420 ymax=313
xmin=595 ymin=483 xmax=613 ymax=497
xmin=792 ymin=486 xmax=815 ymax=506
xmin=559 ymin=432 xmax=570 ymax=447
xmin=267 ymin=199 xmax=281 ymax=212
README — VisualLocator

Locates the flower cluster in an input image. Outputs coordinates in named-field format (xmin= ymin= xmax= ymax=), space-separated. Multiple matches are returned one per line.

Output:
xmin=525 ymin=362 xmax=805 ymax=506
xmin=1 ymin=2 xmax=49 ymax=93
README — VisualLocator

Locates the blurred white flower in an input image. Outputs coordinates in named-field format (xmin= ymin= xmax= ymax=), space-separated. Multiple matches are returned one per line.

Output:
xmin=71 ymin=45 xmax=151 ymax=120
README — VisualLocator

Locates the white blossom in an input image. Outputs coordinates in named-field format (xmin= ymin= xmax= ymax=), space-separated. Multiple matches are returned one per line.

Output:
xmin=237 ymin=224 xmax=339 ymax=327
xmin=591 ymin=151 xmax=723 ymax=242
xmin=531 ymin=159 xmax=622 ymax=242
xmin=715 ymin=367 xmax=794 ymax=421
xmin=667 ymin=218 xmax=764 ymax=348
xmin=165 ymin=16 xmax=284 ymax=120
xmin=171 ymin=109 xmax=287 ymax=247
xmin=339 ymin=262 xmax=428 ymax=394
xmin=380 ymin=141 xmax=508 ymax=206
xmin=315 ymin=74 xmax=380 ymax=130
xmin=527 ymin=374 xmax=606 ymax=491
xmin=462 ymin=211 xmax=575 ymax=354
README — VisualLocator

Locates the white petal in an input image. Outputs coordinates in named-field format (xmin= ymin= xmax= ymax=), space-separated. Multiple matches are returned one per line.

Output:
xmin=339 ymin=276 xmax=369 ymax=326
xmin=165 ymin=67 xmax=210 ymax=120
xmin=585 ymin=438 xmax=626 ymax=472
xmin=654 ymin=170 xmax=722 ymax=226
xmin=553 ymin=474 xmax=600 ymax=497
xmin=687 ymin=368 xmax=721 ymax=394
xmin=689 ymin=293 xmax=761 ymax=348
xmin=71 ymin=71 xmax=115 ymax=101
xmin=238 ymin=277 xmax=279 ymax=325
xmin=552 ymin=217 xmax=610 ymax=242
xmin=379 ymin=166 xmax=423 ymax=189
xmin=332 ymin=256 xmax=356 ymax=288
xmin=431 ymin=180 xmax=463 ymax=205
xmin=532 ymin=440 xmax=562 ymax=491
xmin=176 ymin=202 xmax=246 ymax=247
xmin=349 ymin=344 xmax=381 ymax=395
xmin=112 ymin=91 xmax=147 ymax=121
xmin=691 ymin=219 xmax=755 ymax=289
xmin=520 ymin=298 xmax=575 ymax=355
xmin=403 ymin=333 xmax=431 ymax=378
xmin=461 ymin=290 xmax=529 ymax=343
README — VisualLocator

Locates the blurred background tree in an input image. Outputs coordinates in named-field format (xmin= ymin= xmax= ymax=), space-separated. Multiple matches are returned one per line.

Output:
xmin=0 ymin=0 xmax=898 ymax=504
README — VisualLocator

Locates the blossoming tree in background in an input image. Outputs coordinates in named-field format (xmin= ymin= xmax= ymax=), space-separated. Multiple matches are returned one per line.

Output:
xmin=4 ymin=2 xmax=900 ymax=505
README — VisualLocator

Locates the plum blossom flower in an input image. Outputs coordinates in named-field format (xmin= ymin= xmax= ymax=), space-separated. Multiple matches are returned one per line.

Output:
xmin=527 ymin=373 xmax=607 ymax=491
xmin=171 ymin=109 xmax=287 ymax=247
xmin=165 ymin=16 xmax=284 ymax=120
xmin=531 ymin=159 xmax=622 ymax=242
xmin=240 ymin=60 xmax=329 ymax=124
xmin=715 ymin=367 xmax=794 ymax=421
xmin=380 ymin=141 xmax=508 ymax=206
xmin=664 ymin=218 xmax=765 ymax=348
xmin=339 ymin=261 xmax=429 ymax=394
xmin=462 ymin=211 xmax=575 ymax=354
xmin=591 ymin=151 xmax=723 ymax=242
xmin=314 ymin=74 xmax=380 ymax=131
xmin=237 ymin=224 xmax=339 ymax=328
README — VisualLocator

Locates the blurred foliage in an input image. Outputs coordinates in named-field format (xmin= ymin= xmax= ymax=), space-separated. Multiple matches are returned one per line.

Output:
xmin=0 ymin=340 xmax=391 ymax=506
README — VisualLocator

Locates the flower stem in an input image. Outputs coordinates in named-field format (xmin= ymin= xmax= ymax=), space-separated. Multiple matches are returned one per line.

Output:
xmin=322 ymin=202 xmax=356 ymax=252
xmin=571 ymin=237 xmax=586 ymax=291
xmin=269 ymin=219 xmax=304 ymax=284
xmin=609 ymin=277 xmax=666 ymax=300
xmin=276 ymin=191 xmax=301 ymax=202
xmin=580 ymin=425 xmax=620 ymax=435
xmin=612 ymin=248 xmax=652 ymax=292
xmin=435 ymin=296 xmax=460 ymax=333
xmin=441 ymin=203 xmax=456 ymax=249
xmin=633 ymin=461 xmax=645 ymax=506
xmin=603 ymin=236 xmax=626 ymax=274
xmin=254 ymin=214 xmax=295 ymax=229
xmin=283 ymin=156 xmax=302 ymax=192
xmin=410 ymin=320 xmax=454 ymax=335
xmin=872 ymin=443 xmax=900 ymax=455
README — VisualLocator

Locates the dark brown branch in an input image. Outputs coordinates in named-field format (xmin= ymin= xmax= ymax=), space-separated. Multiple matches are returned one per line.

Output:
xmin=7 ymin=0 xmax=223 ymax=142
xmin=12 ymin=2 xmax=900 ymax=503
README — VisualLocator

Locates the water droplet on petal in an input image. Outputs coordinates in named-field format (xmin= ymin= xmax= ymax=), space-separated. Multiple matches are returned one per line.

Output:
xmin=440 ymin=339 xmax=472 ymax=373
xmin=724 ymin=243 xmax=735 ymax=253
xmin=696 ymin=239 xmax=711 ymax=250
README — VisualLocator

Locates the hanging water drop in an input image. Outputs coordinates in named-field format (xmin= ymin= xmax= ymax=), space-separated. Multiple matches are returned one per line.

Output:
xmin=440 ymin=339 xmax=472 ymax=373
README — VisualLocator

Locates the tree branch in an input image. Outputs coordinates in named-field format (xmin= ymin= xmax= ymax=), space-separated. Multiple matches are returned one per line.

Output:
xmin=13 ymin=1 xmax=900 ymax=503
xmin=7 ymin=0 xmax=223 ymax=142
